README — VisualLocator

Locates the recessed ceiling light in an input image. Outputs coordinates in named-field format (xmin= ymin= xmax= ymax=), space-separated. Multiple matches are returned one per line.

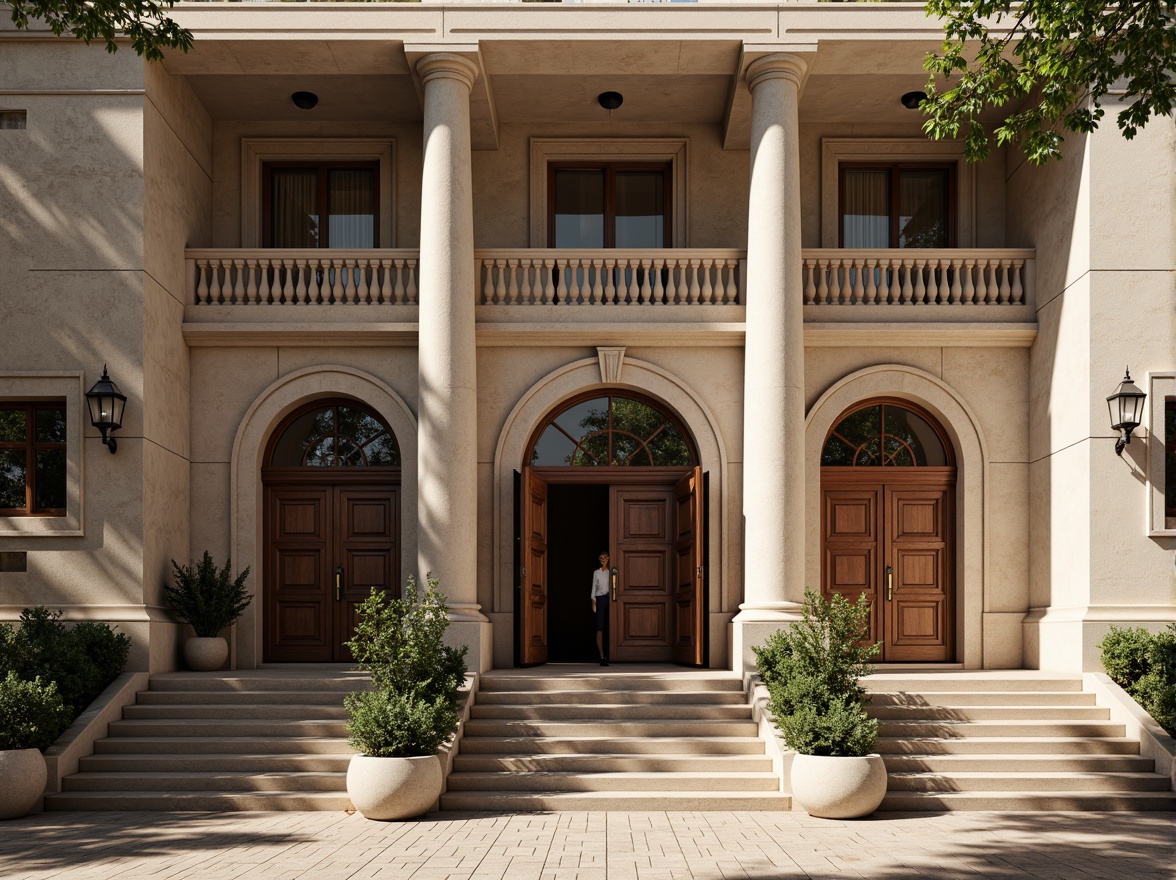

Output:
xmin=291 ymin=91 xmax=319 ymax=111
xmin=597 ymin=91 xmax=623 ymax=111
xmin=900 ymin=91 xmax=928 ymax=110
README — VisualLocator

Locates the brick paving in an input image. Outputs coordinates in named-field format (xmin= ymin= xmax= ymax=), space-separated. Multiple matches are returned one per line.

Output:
xmin=0 ymin=810 xmax=1173 ymax=880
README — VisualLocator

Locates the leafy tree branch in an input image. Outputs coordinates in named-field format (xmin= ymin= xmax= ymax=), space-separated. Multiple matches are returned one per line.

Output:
xmin=7 ymin=0 xmax=192 ymax=62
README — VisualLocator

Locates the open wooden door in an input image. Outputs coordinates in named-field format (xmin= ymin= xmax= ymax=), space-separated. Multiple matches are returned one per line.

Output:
xmin=520 ymin=467 xmax=549 ymax=665
xmin=672 ymin=466 xmax=705 ymax=665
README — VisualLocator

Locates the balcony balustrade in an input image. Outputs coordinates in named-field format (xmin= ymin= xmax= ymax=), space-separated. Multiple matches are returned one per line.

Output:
xmin=185 ymin=247 xmax=1036 ymax=322
xmin=802 ymin=249 xmax=1036 ymax=311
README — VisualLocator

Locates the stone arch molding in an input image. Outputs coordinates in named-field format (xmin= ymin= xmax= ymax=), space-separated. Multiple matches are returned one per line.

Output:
xmin=805 ymin=365 xmax=990 ymax=669
xmin=492 ymin=356 xmax=730 ymax=618
xmin=230 ymin=366 xmax=418 ymax=669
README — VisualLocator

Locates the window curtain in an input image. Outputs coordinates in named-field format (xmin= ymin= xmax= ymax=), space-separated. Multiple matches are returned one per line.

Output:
xmin=899 ymin=170 xmax=948 ymax=248
xmin=842 ymin=170 xmax=889 ymax=248
xmin=270 ymin=170 xmax=319 ymax=248
xmin=553 ymin=170 xmax=605 ymax=248
xmin=328 ymin=169 xmax=376 ymax=249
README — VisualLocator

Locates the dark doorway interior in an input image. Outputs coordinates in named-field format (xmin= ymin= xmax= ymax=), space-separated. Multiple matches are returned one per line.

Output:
xmin=546 ymin=484 xmax=609 ymax=662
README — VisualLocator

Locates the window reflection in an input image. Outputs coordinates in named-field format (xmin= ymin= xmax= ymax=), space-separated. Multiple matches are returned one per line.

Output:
xmin=271 ymin=404 xmax=400 ymax=467
xmin=822 ymin=403 xmax=949 ymax=467
xmin=531 ymin=396 xmax=693 ymax=467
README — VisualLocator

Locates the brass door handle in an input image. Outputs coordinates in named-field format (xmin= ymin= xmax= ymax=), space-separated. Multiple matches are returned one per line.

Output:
xmin=886 ymin=565 xmax=893 ymax=601
xmin=610 ymin=567 xmax=618 ymax=601
xmin=335 ymin=566 xmax=344 ymax=601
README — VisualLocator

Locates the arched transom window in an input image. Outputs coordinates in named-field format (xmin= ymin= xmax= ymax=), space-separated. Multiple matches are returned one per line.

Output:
xmin=270 ymin=403 xmax=400 ymax=467
xmin=822 ymin=402 xmax=950 ymax=467
xmin=531 ymin=395 xmax=694 ymax=467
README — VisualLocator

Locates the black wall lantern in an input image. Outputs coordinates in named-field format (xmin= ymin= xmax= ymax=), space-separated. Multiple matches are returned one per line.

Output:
xmin=85 ymin=366 xmax=127 ymax=454
xmin=1107 ymin=367 xmax=1147 ymax=456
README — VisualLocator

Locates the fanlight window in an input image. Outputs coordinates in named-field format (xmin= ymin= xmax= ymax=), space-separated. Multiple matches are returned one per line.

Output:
xmin=822 ymin=403 xmax=949 ymax=467
xmin=271 ymin=404 xmax=399 ymax=467
xmin=531 ymin=395 xmax=693 ymax=467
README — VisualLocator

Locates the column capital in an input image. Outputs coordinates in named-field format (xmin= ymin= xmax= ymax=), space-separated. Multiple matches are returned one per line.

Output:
xmin=746 ymin=53 xmax=808 ymax=93
xmin=415 ymin=52 xmax=480 ymax=92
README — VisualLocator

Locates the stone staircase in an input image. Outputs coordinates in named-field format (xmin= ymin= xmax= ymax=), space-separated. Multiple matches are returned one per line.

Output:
xmin=440 ymin=667 xmax=789 ymax=811
xmin=864 ymin=672 xmax=1176 ymax=811
xmin=44 ymin=668 xmax=363 ymax=811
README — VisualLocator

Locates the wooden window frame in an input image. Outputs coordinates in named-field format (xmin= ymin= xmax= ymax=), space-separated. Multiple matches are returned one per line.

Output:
xmin=0 ymin=401 xmax=67 ymax=517
xmin=261 ymin=160 xmax=380 ymax=249
xmin=263 ymin=400 xmax=402 ymax=475
xmin=821 ymin=398 xmax=956 ymax=469
xmin=547 ymin=162 xmax=673 ymax=249
xmin=838 ymin=162 xmax=958 ymax=249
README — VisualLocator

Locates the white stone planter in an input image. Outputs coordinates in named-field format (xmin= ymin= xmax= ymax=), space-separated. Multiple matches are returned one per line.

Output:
xmin=347 ymin=754 xmax=442 ymax=821
xmin=0 ymin=748 xmax=47 ymax=820
xmin=790 ymin=753 xmax=888 ymax=818
xmin=184 ymin=636 xmax=228 ymax=671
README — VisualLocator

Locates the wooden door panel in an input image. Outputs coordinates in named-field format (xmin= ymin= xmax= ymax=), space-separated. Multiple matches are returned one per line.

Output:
xmin=673 ymin=467 xmax=705 ymax=665
xmin=336 ymin=487 xmax=399 ymax=660
xmin=266 ymin=487 xmax=333 ymax=662
xmin=885 ymin=485 xmax=952 ymax=661
xmin=611 ymin=487 xmax=674 ymax=662
xmin=520 ymin=468 xmax=549 ymax=665
xmin=821 ymin=485 xmax=882 ymax=645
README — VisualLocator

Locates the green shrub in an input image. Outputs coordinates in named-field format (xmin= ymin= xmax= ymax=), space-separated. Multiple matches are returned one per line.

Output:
xmin=0 ymin=671 xmax=73 ymax=751
xmin=343 ymin=575 xmax=468 ymax=758
xmin=165 ymin=552 xmax=252 ymax=637
xmin=1099 ymin=624 xmax=1176 ymax=735
xmin=754 ymin=590 xmax=881 ymax=757
xmin=0 ymin=607 xmax=130 ymax=717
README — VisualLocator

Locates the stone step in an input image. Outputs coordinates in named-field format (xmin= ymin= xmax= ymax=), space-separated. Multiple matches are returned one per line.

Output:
xmin=456 ymin=735 xmax=767 ymax=756
xmin=875 ymin=736 xmax=1141 ymax=755
xmin=122 ymin=704 xmax=349 ymax=721
xmin=445 ymin=771 xmax=781 ymax=792
xmin=461 ymin=719 xmax=757 ymax=738
xmin=881 ymin=754 xmax=1155 ymax=773
xmin=452 ymin=753 xmax=775 ymax=773
xmin=474 ymin=689 xmax=748 ymax=706
xmin=93 ymin=736 xmax=354 ymax=755
xmin=148 ymin=674 xmax=367 ymax=693
xmin=868 ymin=705 xmax=1110 ymax=721
xmin=136 ymin=690 xmax=351 ymax=706
xmin=468 ymin=703 xmax=752 ymax=721
xmin=887 ymin=771 xmax=1173 ymax=793
xmin=107 ymin=719 xmax=349 ymax=738
xmin=876 ymin=720 xmax=1125 ymax=738
xmin=80 ymin=753 xmax=355 ymax=773
xmin=868 ymin=691 xmax=1097 ymax=708
xmin=438 ymin=790 xmax=791 ymax=812
xmin=44 ymin=791 xmax=354 ymax=812
xmin=62 ymin=771 xmax=347 ymax=793
xmin=477 ymin=675 xmax=743 ymax=693
xmin=877 ymin=790 xmax=1176 ymax=812
xmin=862 ymin=676 xmax=1083 ymax=693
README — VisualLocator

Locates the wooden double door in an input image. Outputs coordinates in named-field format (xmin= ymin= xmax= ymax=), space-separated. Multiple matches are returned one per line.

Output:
xmin=821 ymin=470 xmax=954 ymax=662
xmin=263 ymin=473 xmax=400 ymax=662
xmin=519 ymin=467 xmax=704 ymax=666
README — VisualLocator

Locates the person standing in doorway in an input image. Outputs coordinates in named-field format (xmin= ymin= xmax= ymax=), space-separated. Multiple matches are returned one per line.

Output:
xmin=591 ymin=552 xmax=611 ymax=666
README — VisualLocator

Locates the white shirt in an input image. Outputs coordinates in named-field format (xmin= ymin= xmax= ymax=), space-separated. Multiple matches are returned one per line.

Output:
xmin=591 ymin=568 xmax=610 ymax=598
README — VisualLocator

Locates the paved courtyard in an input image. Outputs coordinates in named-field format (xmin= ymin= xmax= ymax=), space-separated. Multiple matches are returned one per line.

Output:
xmin=0 ymin=810 xmax=1173 ymax=880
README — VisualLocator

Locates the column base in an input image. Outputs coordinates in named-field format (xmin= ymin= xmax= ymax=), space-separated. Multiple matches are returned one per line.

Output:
xmin=446 ymin=619 xmax=494 ymax=674
xmin=729 ymin=603 xmax=803 ymax=675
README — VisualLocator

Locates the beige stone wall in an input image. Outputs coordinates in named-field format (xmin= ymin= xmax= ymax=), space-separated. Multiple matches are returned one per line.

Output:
xmin=1014 ymin=114 xmax=1176 ymax=671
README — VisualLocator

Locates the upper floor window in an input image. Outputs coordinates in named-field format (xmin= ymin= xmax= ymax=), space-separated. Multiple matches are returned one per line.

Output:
xmin=262 ymin=162 xmax=378 ymax=249
xmin=1166 ymin=398 xmax=1175 ymax=529
xmin=549 ymin=163 xmax=670 ymax=248
xmin=0 ymin=402 xmax=66 ymax=516
xmin=840 ymin=164 xmax=955 ymax=249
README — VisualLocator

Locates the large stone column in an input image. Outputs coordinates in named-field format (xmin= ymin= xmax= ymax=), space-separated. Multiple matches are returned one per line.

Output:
xmin=415 ymin=52 xmax=491 ymax=671
xmin=731 ymin=53 xmax=808 ymax=672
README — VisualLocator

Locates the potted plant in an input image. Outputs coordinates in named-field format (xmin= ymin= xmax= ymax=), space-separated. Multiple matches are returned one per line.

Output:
xmin=343 ymin=575 xmax=468 ymax=820
xmin=164 ymin=552 xmax=252 ymax=671
xmin=0 ymin=672 xmax=72 ymax=819
xmin=754 ymin=589 xmax=886 ymax=818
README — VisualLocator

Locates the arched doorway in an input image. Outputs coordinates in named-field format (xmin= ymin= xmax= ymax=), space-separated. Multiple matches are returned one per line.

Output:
xmin=519 ymin=392 xmax=705 ymax=666
xmin=821 ymin=399 xmax=956 ymax=662
xmin=261 ymin=401 xmax=401 ymax=662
